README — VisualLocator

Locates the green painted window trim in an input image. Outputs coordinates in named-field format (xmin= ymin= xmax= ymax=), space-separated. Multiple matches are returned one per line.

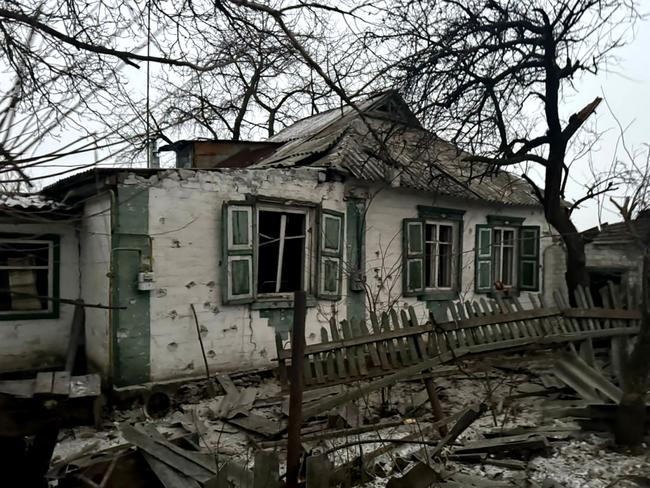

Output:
xmin=405 ymin=206 xmax=464 ymax=300
xmin=474 ymin=222 xmax=541 ymax=294
xmin=222 ymin=200 xmax=344 ymax=305
xmin=486 ymin=215 xmax=525 ymax=226
xmin=417 ymin=205 xmax=466 ymax=221
xmin=316 ymin=208 xmax=345 ymax=300
xmin=0 ymin=233 xmax=60 ymax=321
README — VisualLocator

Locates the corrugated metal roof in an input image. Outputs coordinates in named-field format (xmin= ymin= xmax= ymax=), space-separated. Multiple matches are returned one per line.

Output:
xmin=254 ymin=95 xmax=540 ymax=206
xmin=0 ymin=193 xmax=66 ymax=210
xmin=584 ymin=215 xmax=650 ymax=245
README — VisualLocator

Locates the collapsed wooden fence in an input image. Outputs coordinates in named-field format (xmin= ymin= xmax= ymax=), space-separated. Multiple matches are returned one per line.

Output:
xmin=276 ymin=285 xmax=641 ymax=390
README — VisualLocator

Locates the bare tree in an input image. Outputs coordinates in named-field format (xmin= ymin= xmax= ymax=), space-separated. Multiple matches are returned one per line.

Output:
xmin=368 ymin=0 xmax=640 ymax=298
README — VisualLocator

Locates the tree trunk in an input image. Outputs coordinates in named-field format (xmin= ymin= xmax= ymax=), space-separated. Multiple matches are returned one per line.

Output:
xmin=546 ymin=205 xmax=590 ymax=303
xmin=615 ymin=249 xmax=650 ymax=446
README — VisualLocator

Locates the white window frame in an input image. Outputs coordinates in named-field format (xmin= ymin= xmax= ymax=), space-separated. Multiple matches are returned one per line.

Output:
xmin=255 ymin=205 xmax=312 ymax=298
xmin=423 ymin=220 xmax=457 ymax=291
xmin=493 ymin=227 xmax=517 ymax=288
xmin=0 ymin=238 xmax=54 ymax=315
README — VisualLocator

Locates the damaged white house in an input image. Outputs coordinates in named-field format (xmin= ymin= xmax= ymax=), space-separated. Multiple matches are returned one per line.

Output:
xmin=0 ymin=91 xmax=565 ymax=388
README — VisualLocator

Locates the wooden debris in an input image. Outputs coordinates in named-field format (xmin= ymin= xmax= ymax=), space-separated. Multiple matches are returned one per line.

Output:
xmin=453 ymin=433 xmax=550 ymax=457
xmin=120 ymin=424 xmax=217 ymax=484
xmin=386 ymin=462 xmax=441 ymax=488
xmin=306 ymin=454 xmax=334 ymax=488
xmin=142 ymin=451 xmax=202 ymax=488
xmin=226 ymin=413 xmax=285 ymax=438
xmin=553 ymin=352 xmax=622 ymax=403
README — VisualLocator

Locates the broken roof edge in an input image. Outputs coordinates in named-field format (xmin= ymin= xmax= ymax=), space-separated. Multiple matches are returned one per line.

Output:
xmin=159 ymin=139 xmax=282 ymax=152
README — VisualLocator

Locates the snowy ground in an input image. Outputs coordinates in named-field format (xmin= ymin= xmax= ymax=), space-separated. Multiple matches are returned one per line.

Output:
xmin=51 ymin=354 xmax=650 ymax=487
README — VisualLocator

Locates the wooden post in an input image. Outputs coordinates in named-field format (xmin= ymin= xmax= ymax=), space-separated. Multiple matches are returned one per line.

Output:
xmin=423 ymin=376 xmax=447 ymax=436
xmin=286 ymin=290 xmax=307 ymax=488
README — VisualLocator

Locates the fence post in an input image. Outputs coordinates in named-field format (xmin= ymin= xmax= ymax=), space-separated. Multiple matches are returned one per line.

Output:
xmin=286 ymin=290 xmax=307 ymax=488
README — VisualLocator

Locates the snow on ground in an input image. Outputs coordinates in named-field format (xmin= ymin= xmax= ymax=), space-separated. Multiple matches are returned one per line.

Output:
xmin=52 ymin=355 xmax=650 ymax=487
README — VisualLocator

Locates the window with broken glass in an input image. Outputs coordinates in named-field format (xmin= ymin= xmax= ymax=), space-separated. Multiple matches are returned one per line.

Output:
xmin=0 ymin=235 xmax=59 ymax=318
xmin=257 ymin=208 xmax=307 ymax=295
xmin=222 ymin=202 xmax=344 ymax=304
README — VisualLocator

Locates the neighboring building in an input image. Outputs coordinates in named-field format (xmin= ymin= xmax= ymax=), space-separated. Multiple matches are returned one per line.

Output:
xmin=0 ymin=91 xmax=560 ymax=387
xmin=582 ymin=211 xmax=650 ymax=304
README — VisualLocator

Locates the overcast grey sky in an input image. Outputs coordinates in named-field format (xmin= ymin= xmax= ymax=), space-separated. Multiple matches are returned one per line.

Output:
xmin=566 ymin=12 xmax=650 ymax=230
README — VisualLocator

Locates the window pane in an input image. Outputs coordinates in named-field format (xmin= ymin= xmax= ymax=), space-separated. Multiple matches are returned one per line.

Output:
xmin=0 ymin=242 xmax=49 ymax=267
xmin=258 ymin=211 xmax=281 ymax=293
xmin=231 ymin=258 xmax=251 ymax=296
xmin=438 ymin=242 xmax=452 ymax=287
xmin=493 ymin=229 xmax=502 ymax=246
xmin=522 ymin=229 xmax=537 ymax=257
xmin=279 ymin=213 xmax=305 ymax=293
xmin=323 ymin=215 xmax=340 ymax=251
xmin=407 ymin=259 xmax=423 ymax=291
xmin=408 ymin=223 xmax=423 ymax=254
xmin=323 ymin=258 xmax=339 ymax=293
xmin=438 ymin=225 xmax=452 ymax=243
xmin=425 ymin=223 xmax=435 ymax=242
xmin=231 ymin=209 xmax=250 ymax=246
xmin=257 ymin=210 xmax=305 ymax=294
xmin=503 ymin=229 xmax=515 ymax=246
xmin=502 ymin=245 xmax=514 ymax=285
xmin=425 ymin=242 xmax=434 ymax=287
xmin=494 ymin=242 xmax=502 ymax=282
xmin=0 ymin=241 xmax=50 ymax=312
xmin=521 ymin=260 xmax=536 ymax=288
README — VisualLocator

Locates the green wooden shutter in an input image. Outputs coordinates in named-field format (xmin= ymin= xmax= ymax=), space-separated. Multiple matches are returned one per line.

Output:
xmin=403 ymin=219 xmax=425 ymax=296
xmin=475 ymin=224 xmax=493 ymax=293
xmin=317 ymin=209 xmax=344 ymax=299
xmin=222 ymin=202 xmax=255 ymax=304
xmin=519 ymin=225 xmax=540 ymax=291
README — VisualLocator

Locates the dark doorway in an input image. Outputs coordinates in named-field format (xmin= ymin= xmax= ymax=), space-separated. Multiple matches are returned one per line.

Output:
xmin=588 ymin=268 xmax=624 ymax=306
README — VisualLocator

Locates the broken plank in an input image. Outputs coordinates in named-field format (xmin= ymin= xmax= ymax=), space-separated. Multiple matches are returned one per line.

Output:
xmin=120 ymin=424 xmax=217 ymax=483
xmin=453 ymin=433 xmax=549 ymax=456
xmin=226 ymin=413 xmax=285 ymax=438
xmin=0 ymin=379 xmax=35 ymax=398
xmin=302 ymin=352 xmax=451 ymax=419
xmin=143 ymin=451 xmax=202 ymax=488
xmin=216 ymin=374 xmax=239 ymax=397
xmin=34 ymin=372 xmax=54 ymax=395
xmin=52 ymin=371 xmax=71 ymax=396
xmin=253 ymin=451 xmax=279 ymax=488
xmin=211 ymin=461 xmax=254 ymax=488
xmin=69 ymin=374 xmax=101 ymax=398
xmin=306 ymin=454 xmax=333 ymax=488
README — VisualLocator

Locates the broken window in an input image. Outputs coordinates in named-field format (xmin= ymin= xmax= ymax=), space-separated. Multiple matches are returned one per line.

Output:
xmin=257 ymin=209 xmax=306 ymax=294
xmin=222 ymin=202 xmax=344 ymax=304
xmin=0 ymin=236 xmax=57 ymax=316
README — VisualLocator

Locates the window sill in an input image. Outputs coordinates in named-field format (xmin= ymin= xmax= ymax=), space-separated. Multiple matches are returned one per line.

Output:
xmin=417 ymin=290 xmax=459 ymax=302
xmin=251 ymin=297 xmax=317 ymax=310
